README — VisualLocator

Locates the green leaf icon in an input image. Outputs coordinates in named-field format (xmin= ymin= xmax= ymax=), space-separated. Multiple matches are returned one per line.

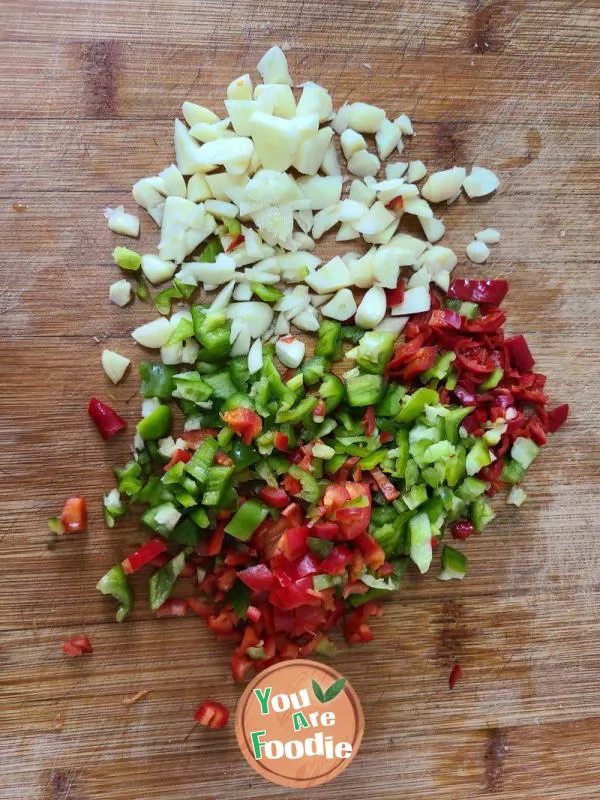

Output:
xmin=323 ymin=677 xmax=347 ymax=702
xmin=312 ymin=679 xmax=325 ymax=703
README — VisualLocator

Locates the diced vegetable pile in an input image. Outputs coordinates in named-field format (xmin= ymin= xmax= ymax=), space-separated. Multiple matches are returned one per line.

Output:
xmin=54 ymin=46 xmax=569 ymax=684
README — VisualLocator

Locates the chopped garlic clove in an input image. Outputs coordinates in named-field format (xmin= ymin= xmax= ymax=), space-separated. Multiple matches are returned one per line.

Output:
xmin=394 ymin=114 xmax=414 ymax=135
xmin=104 ymin=206 xmax=140 ymax=238
xmin=466 ymin=239 xmax=490 ymax=263
xmin=463 ymin=166 xmax=499 ymax=198
xmin=347 ymin=150 xmax=380 ymax=178
xmin=375 ymin=119 xmax=401 ymax=160
xmin=340 ymin=129 xmax=367 ymax=160
xmin=102 ymin=350 xmax=131 ymax=384
xmin=257 ymin=46 xmax=293 ymax=86
xmin=355 ymin=286 xmax=387 ymax=329
xmin=276 ymin=335 xmax=306 ymax=368
xmin=475 ymin=227 xmax=501 ymax=244
xmin=109 ymin=279 xmax=132 ymax=307
xmin=406 ymin=160 xmax=427 ymax=182
xmin=348 ymin=102 xmax=386 ymax=133
xmin=321 ymin=288 xmax=357 ymax=321
xmin=421 ymin=167 xmax=466 ymax=203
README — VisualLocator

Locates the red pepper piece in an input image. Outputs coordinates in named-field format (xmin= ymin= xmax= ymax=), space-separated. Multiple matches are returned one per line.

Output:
xmin=181 ymin=428 xmax=220 ymax=449
xmin=387 ymin=333 xmax=427 ymax=370
xmin=122 ymin=536 xmax=167 ymax=575
xmin=319 ymin=545 xmax=353 ymax=575
xmin=273 ymin=431 xmax=289 ymax=452
xmin=246 ymin=605 xmax=261 ymax=624
xmin=370 ymin=467 xmax=400 ymax=501
xmin=214 ymin=451 xmax=234 ymax=467
xmin=401 ymin=346 xmax=436 ymax=381
xmin=88 ymin=397 xmax=127 ymax=440
xmin=231 ymin=652 xmax=254 ymax=682
xmin=207 ymin=524 xmax=226 ymax=556
xmin=456 ymin=346 xmax=496 ymax=376
xmin=221 ymin=408 xmax=262 ymax=445
xmin=385 ymin=280 xmax=405 ymax=307
xmin=385 ymin=196 xmax=404 ymax=212
xmin=311 ymin=521 xmax=339 ymax=540
xmin=62 ymin=634 xmax=93 ymax=657
xmin=186 ymin=598 xmax=214 ymax=618
xmin=547 ymin=403 xmax=569 ymax=433
xmin=447 ymin=278 xmax=509 ymax=305
xmin=194 ymin=700 xmax=229 ymax=729
xmin=449 ymin=664 xmax=463 ymax=690
xmin=278 ymin=525 xmax=310 ymax=561
xmin=237 ymin=564 xmax=275 ymax=592
xmin=282 ymin=474 xmax=303 ymax=495
xmin=59 ymin=497 xmax=88 ymax=533
xmin=355 ymin=532 xmax=386 ymax=570
xmin=363 ymin=406 xmax=377 ymax=436
xmin=155 ymin=598 xmax=189 ymax=618
xmin=451 ymin=520 xmax=475 ymax=540
xmin=429 ymin=308 xmax=462 ymax=330
xmin=504 ymin=334 xmax=535 ymax=372
xmin=258 ymin=486 xmax=290 ymax=508
xmin=224 ymin=233 xmax=244 ymax=253
xmin=465 ymin=309 xmax=506 ymax=333
xmin=163 ymin=449 xmax=192 ymax=471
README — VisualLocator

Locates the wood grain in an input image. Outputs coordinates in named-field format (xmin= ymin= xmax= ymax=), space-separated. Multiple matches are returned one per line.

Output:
xmin=1 ymin=1 xmax=599 ymax=798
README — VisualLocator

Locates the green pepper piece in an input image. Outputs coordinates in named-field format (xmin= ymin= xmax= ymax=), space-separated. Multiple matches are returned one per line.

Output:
xmin=136 ymin=278 xmax=151 ymax=303
xmin=185 ymin=437 xmax=218 ymax=484
xmin=501 ymin=458 xmax=527 ymax=484
xmin=376 ymin=383 xmax=407 ymax=417
xmin=223 ymin=217 xmax=242 ymax=236
xmin=301 ymin=356 xmax=329 ymax=386
xmin=262 ymin=355 xmax=296 ymax=407
xmin=113 ymin=246 xmax=141 ymax=271
xmin=172 ymin=371 xmax=213 ymax=404
xmin=96 ymin=564 xmax=133 ymax=622
xmin=456 ymin=476 xmax=488 ymax=502
xmin=275 ymin=396 xmax=318 ymax=424
xmin=420 ymin=351 xmax=456 ymax=383
xmin=195 ymin=236 xmax=223 ymax=263
xmin=154 ymin=285 xmax=183 ymax=315
xmin=250 ymin=282 xmax=284 ymax=303
xmin=511 ymin=437 xmax=540 ymax=470
xmin=396 ymin=388 xmax=439 ymax=423
xmin=315 ymin=320 xmax=342 ymax=359
xmin=168 ymin=516 xmax=203 ymax=545
xmin=199 ymin=324 xmax=231 ymax=357
xmin=229 ymin=356 xmax=251 ymax=390
xmin=444 ymin=406 xmax=475 ymax=444
xmin=141 ymin=501 xmax=181 ymax=535
xmin=204 ymin=370 xmax=237 ymax=399
xmin=471 ymin=498 xmax=496 ymax=532
xmin=354 ymin=331 xmax=396 ymax=374
xmin=307 ymin=537 xmax=334 ymax=558
xmin=289 ymin=465 xmax=321 ymax=504
xmin=139 ymin=362 xmax=178 ymax=399
xmin=325 ymin=453 xmax=347 ymax=475
xmin=341 ymin=325 xmax=364 ymax=344
xmin=479 ymin=367 xmax=504 ymax=391
xmin=466 ymin=438 xmax=492 ymax=476
xmin=202 ymin=466 xmax=233 ymax=506
xmin=319 ymin=374 xmax=345 ymax=413
xmin=148 ymin=551 xmax=186 ymax=612
xmin=225 ymin=499 xmax=269 ymax=541
xmin=445 ymin=444 xmax=467 ymax=487
xmin=359 ymin=448 xmax=389 ymax=470
xmin=345 ymin=374 xmax=385 ymax=407
xmin=313 ymin=574 xmax=343 ymax=591
xmin=136 ymin=405 xmax=172 ymax=440
xmin=439 ymin=545 xmax=467 ymax=580
xmin=409 ymin=512 xmax=433 ymax=574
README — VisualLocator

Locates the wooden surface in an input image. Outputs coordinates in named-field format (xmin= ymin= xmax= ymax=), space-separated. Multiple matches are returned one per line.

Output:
xmin=1 ymin=1 xmax=599 ymax=798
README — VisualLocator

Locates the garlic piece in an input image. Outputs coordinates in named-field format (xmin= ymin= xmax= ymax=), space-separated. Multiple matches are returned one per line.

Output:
xmin=475 ymin=228 xmax=501 ymax=244
xmin=466 ymin=240 xmax=490 ymax=263
xmin=463 ymin=166 xmax=499 ymax=198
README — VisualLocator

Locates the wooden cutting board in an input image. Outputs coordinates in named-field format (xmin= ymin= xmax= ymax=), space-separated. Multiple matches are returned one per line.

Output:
xmin=1 ymin=1 xmax=599 ymax=798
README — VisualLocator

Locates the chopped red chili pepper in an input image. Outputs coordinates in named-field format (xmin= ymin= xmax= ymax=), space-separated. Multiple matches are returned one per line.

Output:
xmin=224 ymin=233 xmax=244 ymax=253
xmin=194 ymin=700 xmax=229 ymax=729
xmin=88 ymin=397 xmax=127 ymax=440
xmin=449 ymin=664 xmax=463 ymax=690
xmin=370 ymin=467 xmax=400 ymax=501
xmin=363 ymin=406 xmax=377 ymax=436
xmin=59 ymin=497 xmax=88 ymax=533
xmin=447 ymin=278 xmax=509 ymax=305
xmin=163 ymin=448 xmax=192 ymax=471
xmin=122 ymin=537 xmax=167 ymax=575
xmin=451 ymin=520 xmax=475 ymax=540
xmin=546 ymin=403 xmax=569 ymax=433
xmin=62 ymin=635 xmax=93 ymax=657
